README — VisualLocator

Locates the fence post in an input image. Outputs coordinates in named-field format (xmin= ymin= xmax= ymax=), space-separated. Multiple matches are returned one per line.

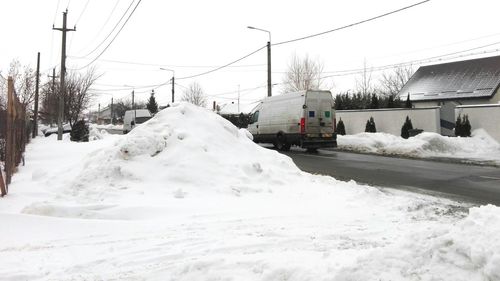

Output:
xmin=0 ymin=163 xmax=5 ymax=196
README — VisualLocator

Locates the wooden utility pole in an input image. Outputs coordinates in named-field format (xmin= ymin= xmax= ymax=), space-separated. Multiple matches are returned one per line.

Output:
xmin=48 ymin=68 xmax=58 ymax=125
xmin=171 ymin=76 xmax=175 ymax=103
xmin=111 ymin=97 xmax=114 ymax=124
xmin=267 ymin=41 xmax=272 ymax=97
xmin=53 ymin=10 xmax=75 ymax=140
xmin=32 ymin=52 xmax=40 ymax=138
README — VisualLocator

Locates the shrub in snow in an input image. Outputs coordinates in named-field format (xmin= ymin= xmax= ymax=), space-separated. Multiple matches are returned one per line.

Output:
xmin=336 ymin=118 xmax=346 ymax=135
xmin=463 ymin=115 xmax=471 ymax=137
xmin=70 ymin=120 xmax=89 ymax=142
xmin=455 ymin=114 xmax=472 ymax=137
xmin=401 ymin=116 xmax=413 ymax=139
xmin=365 ymin=117 xmax=376 ymax=133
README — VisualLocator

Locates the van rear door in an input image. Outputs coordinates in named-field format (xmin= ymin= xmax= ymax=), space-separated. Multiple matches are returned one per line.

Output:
xmin=305 ymin=91 xmax=334 ymax=136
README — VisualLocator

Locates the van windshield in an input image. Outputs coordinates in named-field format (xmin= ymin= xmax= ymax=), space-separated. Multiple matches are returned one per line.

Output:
xmin=135 ymin=117 xmax=151 ymax=124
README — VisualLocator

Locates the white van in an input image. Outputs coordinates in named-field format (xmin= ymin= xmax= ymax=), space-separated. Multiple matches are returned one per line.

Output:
xmin=247 ymin=90 xmax=337 ymax=151
xmin=123 ymin=109 xmax=152 ymax=134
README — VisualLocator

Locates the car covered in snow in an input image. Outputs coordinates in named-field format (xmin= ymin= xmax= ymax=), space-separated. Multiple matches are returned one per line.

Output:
xmin=43 ymin=123 xmax=72 ymax=137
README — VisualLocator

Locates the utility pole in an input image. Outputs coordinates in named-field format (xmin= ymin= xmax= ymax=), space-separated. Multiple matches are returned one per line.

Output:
xmin=32 ymin=52 xmax=40 ymax=138
xmin=53 ymin=9 xmax=76 ymax=140
xmin=132 ymin=89 xmax=136 ymax=122
xmin=48 ymin=68 xmax=58 ymax=125
xmin=247 ymin=26 xmax=272 ymax=97
xmin=111 ymin=97 xmax=114 ymax=124
xmin=171 ymin=76 xmax=175 ymax=103
xmin=237 ymin=85 xmax=240 ymax=113
xmin=267 ymin=41 xmax=272 ymax=97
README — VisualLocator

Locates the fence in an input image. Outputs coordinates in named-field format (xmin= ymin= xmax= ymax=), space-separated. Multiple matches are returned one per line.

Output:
xmin=336 ymin=107 xmax=441 ymax=136
xmin=0 ymin=76 xmax=30 ymax=196
xmin=455 ymin=104 xmax=500 ymax=143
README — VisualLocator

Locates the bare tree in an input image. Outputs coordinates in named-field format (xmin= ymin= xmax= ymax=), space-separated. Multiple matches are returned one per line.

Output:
xmin=0 ymin=74 xmax=6 ymax=111
xmin=282 ymin=53 xmax=327 ymax=92
xmin=355 ymin=59 xmax=375 ymax=95
xmin=379 ymin=65 xmax=415 ymax=96
xmin=8 ymin=59 xmax=36 ymax=111
xmin=64 ymin=67 xmax=102 ymax=126
xmin=181 ymin=81 xmax=207 ymax=107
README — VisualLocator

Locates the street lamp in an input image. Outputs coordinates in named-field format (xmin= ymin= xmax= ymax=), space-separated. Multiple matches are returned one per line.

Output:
xmin=160 ymin=67 xmax=175 ymax=104
xmin=124 ymin=85 xmax=136 ymax=124
xmin=248 ymin=26 xmax=272 ymax=97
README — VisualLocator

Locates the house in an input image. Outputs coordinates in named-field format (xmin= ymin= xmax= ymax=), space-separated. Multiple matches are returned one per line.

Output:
xmin=398 ymin=55 xmax=500 ymax=135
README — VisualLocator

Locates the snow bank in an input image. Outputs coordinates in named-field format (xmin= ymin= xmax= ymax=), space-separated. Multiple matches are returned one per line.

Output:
xmin=338 ymin=130 xmax=500 ymax=165
xmin=2 ymin=103 xmax=500 ymax=280
xmin=335 ymin=204 xmax=500 ymax=281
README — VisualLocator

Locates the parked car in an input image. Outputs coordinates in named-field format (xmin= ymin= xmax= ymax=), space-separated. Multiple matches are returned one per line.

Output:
xmin=44 ymin=124 xmax=72 ymax=137
xmin=123 ymin=109 xmax=152 ymax=134
xmin=247 ymin=90 xmax=337 ymax=151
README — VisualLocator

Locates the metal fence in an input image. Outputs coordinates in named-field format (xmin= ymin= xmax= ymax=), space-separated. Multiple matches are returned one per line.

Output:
xmin=0 ymin=76 xmax=30 ymax=196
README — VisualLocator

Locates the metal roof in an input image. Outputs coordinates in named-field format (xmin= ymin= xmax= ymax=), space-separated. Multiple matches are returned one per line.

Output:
xmin=398 ymin=55 xmax=500 ymax=101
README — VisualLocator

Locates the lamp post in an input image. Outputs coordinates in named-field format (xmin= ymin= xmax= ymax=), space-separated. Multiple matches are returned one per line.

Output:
xmin=124 ymin=85 xmax=136 ymax=124
xmin=248 ymin=26 xmax=272 ymax=97
xmin=160 ymin=68 xmax=175 ymax=104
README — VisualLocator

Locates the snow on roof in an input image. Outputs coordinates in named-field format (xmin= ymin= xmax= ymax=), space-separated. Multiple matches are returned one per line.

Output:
xmin=399 ymin=55 xmax=500 ymax=102
xmin=218 ymin=102 xmax=241 ymax=114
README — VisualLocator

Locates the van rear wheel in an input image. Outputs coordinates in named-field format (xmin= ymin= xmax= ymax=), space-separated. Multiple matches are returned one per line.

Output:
xmin=274 ymin=134 xmax=291 ymax=151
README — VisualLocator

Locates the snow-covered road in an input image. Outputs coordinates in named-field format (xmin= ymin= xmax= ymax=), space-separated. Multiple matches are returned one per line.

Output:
xmin=1 ymin=103 xmax=499 ymax=280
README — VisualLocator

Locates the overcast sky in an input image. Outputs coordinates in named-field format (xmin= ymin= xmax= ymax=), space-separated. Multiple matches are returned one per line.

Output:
xmin=1 ymin=0 xmax=500 ymax=111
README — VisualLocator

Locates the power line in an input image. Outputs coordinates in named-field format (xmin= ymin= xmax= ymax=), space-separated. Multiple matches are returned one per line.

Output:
xmin=273 ymin=0 xmax=431 ymax=46
xmin=68 ymin=56 xmax=266 ymax=69
xmin=75 ymin=0 xmax=91 ymax=26
xmin=91 ymin=0 xmax=120 ymax=42
xmin=70 ymin=0 xmax=142 ymax=71
xmin=372 ymin=31 xmax=500 ymax=61
xmin=176 ymin=45 xmax=267 ymax=80
xmin=77 ymin=0 xmax=135 ymax=58
xmin=53 ymin=0 xmax=61 ymax=24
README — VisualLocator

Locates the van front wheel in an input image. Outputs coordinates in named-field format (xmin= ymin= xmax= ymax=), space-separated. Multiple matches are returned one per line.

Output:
xmin=274 ymin=134 xmax=291 ymax=151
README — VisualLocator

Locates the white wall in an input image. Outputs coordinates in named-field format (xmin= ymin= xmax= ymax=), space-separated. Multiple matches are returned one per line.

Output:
xmin=337 ymin=107 xmax=440 ymax=136
xmin=455 ymin=104 xmax=500 ymax=142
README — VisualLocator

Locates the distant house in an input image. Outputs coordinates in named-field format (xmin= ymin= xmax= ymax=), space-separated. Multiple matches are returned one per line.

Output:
xmin=398 ymin=55 xmax=500 ymax=135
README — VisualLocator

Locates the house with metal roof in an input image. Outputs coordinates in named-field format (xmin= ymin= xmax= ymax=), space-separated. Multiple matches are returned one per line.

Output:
xmin=398 ymin=55 xmax=500 ymax=135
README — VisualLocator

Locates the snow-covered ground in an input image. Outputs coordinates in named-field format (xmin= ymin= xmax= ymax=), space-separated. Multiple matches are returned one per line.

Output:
xmin=338 ymin=130 xmax=500 ymax=166
xmin=1 ymin=103 xmax=500 ymax=280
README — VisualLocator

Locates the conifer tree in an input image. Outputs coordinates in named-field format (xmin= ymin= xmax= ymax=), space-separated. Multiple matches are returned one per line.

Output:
xmin=365 ymin=116 xmax=376 ymax=133
xmin=370 ymin=94 xmax=379 ymax=109
xmin=455 ymin=114 xmax=462 ymax=137
xmin=387 ymin=95 xmax=395 ymax=108
xmin=401 ymin=116 xmax=413 ymax=139
xmin=463 ymin=114 xmax=471 ymax=137
xmin=370 ymin=116 xmax=376 ymax=132
xmin=70 ymin=120 xmax=89 ymax=142
xmin=405 ymin=93 xmax=412 ymax=108
xmin=336 ymin=118 xmax=346 ymax=135
xmin=146 ymin=90 xmax=159 ymax=115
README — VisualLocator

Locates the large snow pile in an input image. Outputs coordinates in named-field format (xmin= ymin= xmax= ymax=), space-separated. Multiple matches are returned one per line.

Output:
xmin=338 ymin=130 xmax=500 ymax=165
xmin=1 ymin=102 xmax=500 ymax=280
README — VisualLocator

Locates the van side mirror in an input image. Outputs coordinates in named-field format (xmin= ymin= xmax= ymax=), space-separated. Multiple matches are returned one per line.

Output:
xmin=131 ymin=120 xmax=135 ymax=126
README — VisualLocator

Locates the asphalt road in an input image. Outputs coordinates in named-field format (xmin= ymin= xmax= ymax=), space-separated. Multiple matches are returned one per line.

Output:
xmin=282 ymin=149 xmax=500 ymax=206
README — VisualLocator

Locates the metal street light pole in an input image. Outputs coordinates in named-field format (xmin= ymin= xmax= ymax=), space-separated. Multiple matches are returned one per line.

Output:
xmin=124 ymin=85 xmax=136 ymax=124
xmin=160 ymin=68 xmax=175 ymax=104
xmin=248 ymin=26 xmax=272 ymax=97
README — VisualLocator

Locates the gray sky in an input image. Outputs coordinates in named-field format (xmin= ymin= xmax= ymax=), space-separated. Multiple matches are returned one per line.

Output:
xmin=1 ymin=0 xmax=500 ymax=111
